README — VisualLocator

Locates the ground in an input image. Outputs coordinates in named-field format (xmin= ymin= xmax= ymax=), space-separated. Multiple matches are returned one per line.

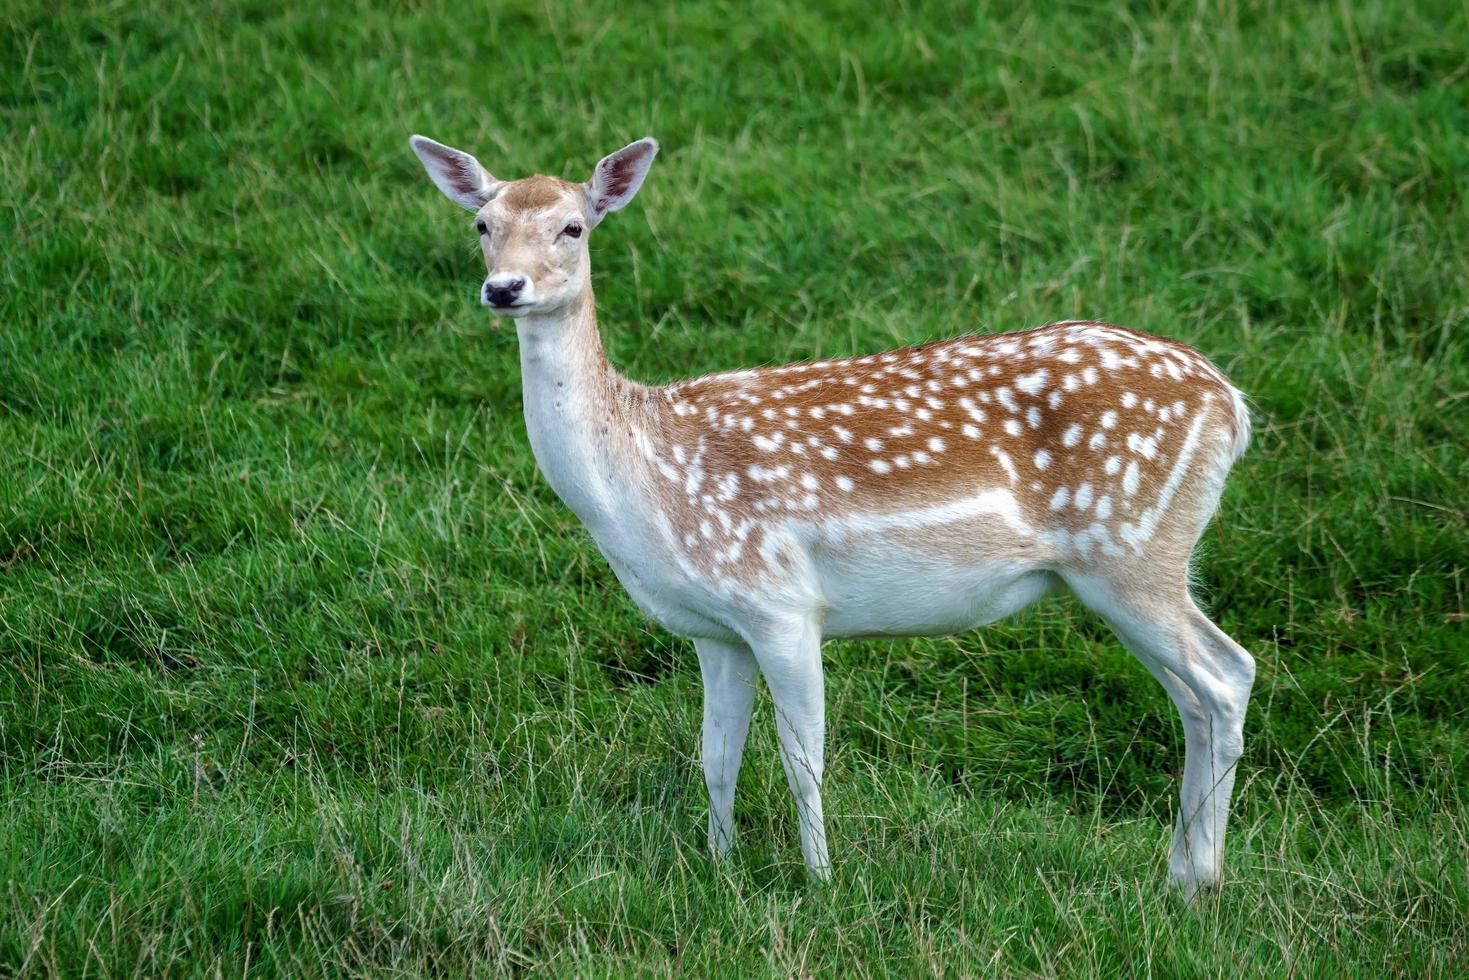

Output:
xmin=1 ymin=0 xmax=1466 ymax=975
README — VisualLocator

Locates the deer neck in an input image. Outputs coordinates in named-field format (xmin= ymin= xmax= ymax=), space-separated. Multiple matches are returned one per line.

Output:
xmin=514 ymin=287 xmax=646 ymax=537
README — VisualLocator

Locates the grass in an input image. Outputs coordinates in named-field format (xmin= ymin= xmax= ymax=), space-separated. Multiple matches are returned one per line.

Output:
xmin=2 ymin=0 xmax=1467 ymax=974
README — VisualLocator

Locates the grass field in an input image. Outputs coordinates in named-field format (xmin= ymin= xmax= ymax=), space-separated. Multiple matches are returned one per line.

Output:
xmin=3 ymin=0 xmax=1468 ymax=974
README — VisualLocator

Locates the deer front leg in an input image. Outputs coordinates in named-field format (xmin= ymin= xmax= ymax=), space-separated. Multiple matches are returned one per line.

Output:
xmin=752 ymin=618 xmax=830 ymax=879
xmin=695 ymin=636 xmax=759 ymax=858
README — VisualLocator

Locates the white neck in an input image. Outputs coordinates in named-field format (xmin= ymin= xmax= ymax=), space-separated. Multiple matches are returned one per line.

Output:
xmin=514 ymin=288 xmax=644 ymax=538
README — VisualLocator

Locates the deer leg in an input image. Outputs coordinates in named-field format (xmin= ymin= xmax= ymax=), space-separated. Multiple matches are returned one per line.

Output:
xmin=694 ymin=636 xmax=760 ymax=858
xmin=1179 ymin=605 xmax=1255 ymax=891
xmin=751 ymin=618 xmax=830 ymax=878
xmin=1069 ymin=577 xmax=1255 ymax=901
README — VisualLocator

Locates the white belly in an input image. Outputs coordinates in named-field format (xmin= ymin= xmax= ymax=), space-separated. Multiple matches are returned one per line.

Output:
xmin=814 ymin=545 xmax=1057 ymax=639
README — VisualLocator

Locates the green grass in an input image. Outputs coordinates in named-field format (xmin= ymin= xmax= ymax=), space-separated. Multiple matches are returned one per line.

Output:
xmin=2 ymin=0 xmax=1468 ymax=974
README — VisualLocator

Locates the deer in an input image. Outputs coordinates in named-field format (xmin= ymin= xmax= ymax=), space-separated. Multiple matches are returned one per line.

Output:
xmin=408 ymin=133 xmax=1256 ymax=902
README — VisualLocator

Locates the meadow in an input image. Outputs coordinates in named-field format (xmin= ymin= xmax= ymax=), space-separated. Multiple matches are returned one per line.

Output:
xmin=2 ymin=0 xmax=1467 ymax=974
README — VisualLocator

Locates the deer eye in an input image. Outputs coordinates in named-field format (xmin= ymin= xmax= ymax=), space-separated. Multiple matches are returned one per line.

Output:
xmin=561 ymin=222 xmax=583 ymax=239
xmin=475 ymin=220 xmax=488 ymax=236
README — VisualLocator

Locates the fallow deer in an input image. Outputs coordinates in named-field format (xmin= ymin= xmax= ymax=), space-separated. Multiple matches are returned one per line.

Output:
xmin=409 ymin=133 xmax=1256 ymax=901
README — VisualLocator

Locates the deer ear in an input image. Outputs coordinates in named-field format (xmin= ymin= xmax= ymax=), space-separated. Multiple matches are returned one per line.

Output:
xmin=583 ymin=137 xmax=658 ymax=228
xmin=409 ymin=135 xmax=500 ymax=210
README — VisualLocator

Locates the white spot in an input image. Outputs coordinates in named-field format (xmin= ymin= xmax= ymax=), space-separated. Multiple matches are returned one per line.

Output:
xmin=1026 ymin=406 xmax=1041 ymax=429
xmin=820 ymin=446 xmax=839 ymax=460
xmin=1100 ymin=410 xmax=1117 ymax=429
xmin=1004 ymin=419 xmax=1022 ymax=436
xmin=1015 ymin=369 xmax=1048 ymax=395
xmin=1096 ymin=495 xmax=1112 ymax=519
xmin=864 ymin=437 xmax=884 ymax=451
xmin=1082 ymin=366 xmax=1099 ymax=385
xmin=1063 ymin=374 xmax=1079 ymax=392
xmin=997 ymin=387 xmax=1019 ymax=413
xmin=1057 ymin=348 xmax=1082 ymax=364
xmin=962 ymin=423 xmax=981 ymax=439
xmin=928 ymin=436 xmax=946 ymax=453
xmin=1088 ymin=431 xmax=1107 ymax=450
xmin=958 ymin=396 xmax=986 ymax=422
xmin=1048 ymin=392 xmax=1063 ymax=410
xmin=1104 ymin=455 xmax=1121 ymax=475
xmin=1062 ymin=424 xmax=1083 ymax=448
xmin=833 ymin=426 xmax=854 ymax=442
xmin=801 ymin=473 xmax=819 ymax=490
xmin=1127 ymin=432 xmax=1159 ymax=460
xmin=836 ymin=475 xmax=855 ymax=492
xmin=1123 ymin=460 xmax=1141 ymax=495
xmin=990 ymin=447 xmax=1018 ymax=483
xmin=1121 ymin=391 xmax=1138 ymax=408
xmin=1034 ymin=450 xmax=1052 ymax=470
xmin=870 ymin=459 xmax=892 ymax=474
xmin=1074 ymin=482 xmax=1094 ymax=512
xmin=1049 ymin=486 xmax=1070 ymax=510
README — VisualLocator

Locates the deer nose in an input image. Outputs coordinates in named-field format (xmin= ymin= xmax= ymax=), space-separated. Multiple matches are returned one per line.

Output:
xmin=484 ymin=277 xmax=526 ymax=307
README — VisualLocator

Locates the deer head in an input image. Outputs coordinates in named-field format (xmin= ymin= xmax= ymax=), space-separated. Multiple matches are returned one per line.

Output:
xmin=409 ymin=134 xmax=658 ymax=317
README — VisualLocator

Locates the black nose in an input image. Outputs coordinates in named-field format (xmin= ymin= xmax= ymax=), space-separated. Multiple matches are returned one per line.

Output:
xmin=485 ymin=278 xmax=525 ymax=307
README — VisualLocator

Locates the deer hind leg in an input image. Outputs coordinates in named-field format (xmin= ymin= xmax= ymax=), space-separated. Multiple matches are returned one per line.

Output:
xmin=695 ymin=637 xmax=760 ymax=858
xmin=1067 ymin=575 xmax=1255 ymax=901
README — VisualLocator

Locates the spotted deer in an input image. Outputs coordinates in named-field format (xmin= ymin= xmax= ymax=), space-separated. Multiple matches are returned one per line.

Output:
xmin=409 ymin=133 xmax=1256 ymax=901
